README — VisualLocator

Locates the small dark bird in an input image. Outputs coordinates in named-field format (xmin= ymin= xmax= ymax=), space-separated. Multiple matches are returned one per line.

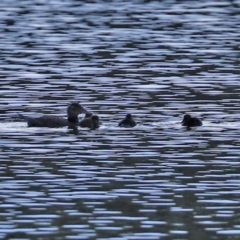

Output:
xmin=182 ymin=114 xmax=202 ymax=127
xmin=79 ymin=115 xmax=100 ymax=130
xmin=18 ymin=102 xmax=88 ymax=128
xmin=118 ymin=114 xmax=136 ymax=128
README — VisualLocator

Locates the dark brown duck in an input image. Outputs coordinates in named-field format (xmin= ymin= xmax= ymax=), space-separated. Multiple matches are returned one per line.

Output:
xmin=79 ymin=115 xmax=100 ymax=130
xmin=18 ymin=102 xmax=88 ymax=128
xmin=118 ymin=114 xmax=136 ymax=128
xmin=182 ymin=114 xmax=202 ymax=127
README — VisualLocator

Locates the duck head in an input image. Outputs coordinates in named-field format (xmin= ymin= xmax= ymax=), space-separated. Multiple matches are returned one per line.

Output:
xmin=182 ymin=114 xmax=191 ymax=122
xmin=126 ymin=113 xmax=132 ymax=120
xmin=67 ymin=102 xmax=88 ymax=118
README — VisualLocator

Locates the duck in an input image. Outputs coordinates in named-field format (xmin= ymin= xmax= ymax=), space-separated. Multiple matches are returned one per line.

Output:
xmin=18 ymin=102 xmax=88 ymax=128
xmin=79 ymin=115 xmax=100 ymax=130
xmin=182 ymin=114 xmax=202 ymax=127
xmin=118 ymin=113 xmax=136 ymax=128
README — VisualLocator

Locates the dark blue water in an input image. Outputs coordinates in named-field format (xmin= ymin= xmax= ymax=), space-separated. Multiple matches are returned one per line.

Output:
xmin=1 ymin=0 xmax=240 ymax=239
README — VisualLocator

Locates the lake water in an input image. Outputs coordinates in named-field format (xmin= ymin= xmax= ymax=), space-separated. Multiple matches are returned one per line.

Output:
xmin=1 ymin=0 xmax=240 ymax=239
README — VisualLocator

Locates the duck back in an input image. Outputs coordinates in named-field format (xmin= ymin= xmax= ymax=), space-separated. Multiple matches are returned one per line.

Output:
xmin=18 ymin=114 xmax=71 ymax=128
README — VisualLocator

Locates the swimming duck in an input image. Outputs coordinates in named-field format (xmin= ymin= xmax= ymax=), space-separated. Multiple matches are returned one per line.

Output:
xmin=18 ymin=102 xmax=88 ymax=128
xmin=182 ymin=114 xmax=202 ymax=127
xmin=79 ymin=115 xmax=100 ymax=130
xmin=118 ymin=113 xmax=136 ymax=128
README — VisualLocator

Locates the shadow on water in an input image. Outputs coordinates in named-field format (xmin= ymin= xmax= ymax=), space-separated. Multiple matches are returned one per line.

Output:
xmin=0 ymin=0 xmax=240 ymax=239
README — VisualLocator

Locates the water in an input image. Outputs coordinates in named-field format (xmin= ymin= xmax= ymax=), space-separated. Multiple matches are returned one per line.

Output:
xmin=1 ymin=0 xmax=240 ymax=239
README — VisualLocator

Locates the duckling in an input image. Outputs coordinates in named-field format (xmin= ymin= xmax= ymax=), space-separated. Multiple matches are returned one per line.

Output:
xmin=118 ymin=113 xmax=136 ymax=128
xmin=182 ymin=114 xmax=202 ymax=127
xmin=18 ymin=102 xmax=88 ymax=128
xmin=79 ymin=115 xmax=100 ymax=130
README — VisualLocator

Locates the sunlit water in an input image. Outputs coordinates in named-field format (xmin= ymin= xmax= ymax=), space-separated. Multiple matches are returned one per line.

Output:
xmin=1 ymin=0 xmax=240 ymax=239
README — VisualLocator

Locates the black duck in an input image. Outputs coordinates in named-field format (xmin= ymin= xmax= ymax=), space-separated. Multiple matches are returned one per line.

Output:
xmin=118 ymin=114 xmax=136 ymax=128
xmin=79 ymin=115 xmax=100 ymax=130
xmin=18 ymin=102 xmax=88 ymax=128
xmin=182 ymin=114 xmax=202 ymax=127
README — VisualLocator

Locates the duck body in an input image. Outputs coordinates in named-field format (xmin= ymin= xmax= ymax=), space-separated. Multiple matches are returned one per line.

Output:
xmin=18 ymin=114 xmax=71 ymax=128
xmin=182 ymin=114 xmax=202 ymax=127
xmin=79 ymin=115 xmax=100 ymax=130
xmin=19 ymin=102 xmax=88 ymax=128
xmin=118 ymin=114 xmax=136 ymax=128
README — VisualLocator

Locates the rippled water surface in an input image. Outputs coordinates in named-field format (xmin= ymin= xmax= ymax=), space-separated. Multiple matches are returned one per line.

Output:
xmin=1 ymin=0 xmax=240 ymax=239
